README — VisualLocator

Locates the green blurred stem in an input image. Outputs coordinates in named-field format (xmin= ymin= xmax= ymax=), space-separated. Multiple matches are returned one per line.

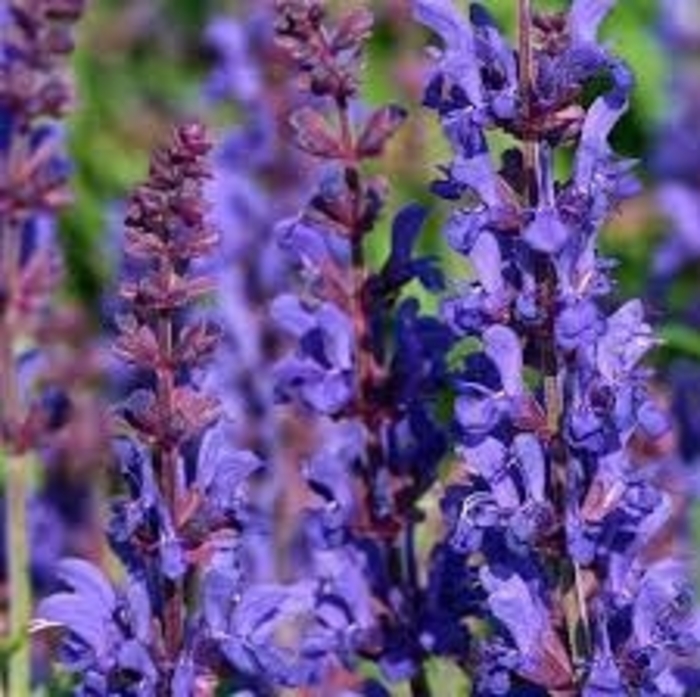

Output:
xmin=4 ymin=451 xmax=31 ymax=696
xmin=0 ymin=217 xmax=31 ymax=695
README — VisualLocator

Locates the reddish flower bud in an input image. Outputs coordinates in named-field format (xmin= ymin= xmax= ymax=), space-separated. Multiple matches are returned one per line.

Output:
xmin=356 ymin=104 xmax=407 ymax=158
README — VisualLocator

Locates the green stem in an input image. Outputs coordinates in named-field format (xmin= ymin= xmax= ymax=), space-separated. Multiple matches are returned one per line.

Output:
xmin=409 ymin=667 xmax=431 ymax=697
xmin=0 ymin=215 xmax=31 ymax=694
xmin=5 ymin=451 xmax=31 ymax=696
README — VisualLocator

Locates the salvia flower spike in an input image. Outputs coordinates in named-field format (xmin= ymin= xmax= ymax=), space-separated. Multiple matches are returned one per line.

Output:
xmin=0 ymin=1 xmax=85 ymax=692
xmin=37 ymin=122 xmax=268 ymax=694
xmin=222 ymin=0 xmax=453 ymax=692
xmin=24 ymin=2 xmax=700 ymax=695
xmin=414 ymin=0 xmax=700 ymax=693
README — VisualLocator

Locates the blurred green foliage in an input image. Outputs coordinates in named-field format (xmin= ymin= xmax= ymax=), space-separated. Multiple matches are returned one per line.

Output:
xmin=62 ymin=0 xmax=216 ymax=302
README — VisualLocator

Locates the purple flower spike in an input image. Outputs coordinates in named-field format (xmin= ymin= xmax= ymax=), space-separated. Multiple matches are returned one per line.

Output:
xmin=39 ymin=123 xmax=270 ymax=693
xmin=259 ymin=0 xmax=454 ymax=689
xmin=416 ymin=0 xmax=700 ymax=692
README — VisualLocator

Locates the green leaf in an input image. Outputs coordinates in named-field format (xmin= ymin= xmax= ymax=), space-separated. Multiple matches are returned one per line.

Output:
xmin=425 ymin=657 xmax=471 ymax=695
xmin=660 ymin=324 xmax=700 ymax=361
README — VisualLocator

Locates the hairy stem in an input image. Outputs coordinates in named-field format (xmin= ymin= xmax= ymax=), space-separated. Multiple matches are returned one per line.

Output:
xmin=334 ymin=91 xmax=432 ymax=693
xmin=518 ymin=0 xmax=537 ymax=200
xmin=336 ymin=98 xmax=384 ymax=522
xmin=155 ymin=310 xmax=183 ymax=678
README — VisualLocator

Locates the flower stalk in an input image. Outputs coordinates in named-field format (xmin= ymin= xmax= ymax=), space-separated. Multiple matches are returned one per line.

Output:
xmin=516 ymin=0 xmax=591 ymax=679
xmin=414 ymin=0 xmax=700 ymax=691
xmin=0 ymin=214 xmax=29 ymax=693
xmin=271 ymin=1 xmax=450 ymax=690
xmin=0 ymin=1 xmax=86 ymax=691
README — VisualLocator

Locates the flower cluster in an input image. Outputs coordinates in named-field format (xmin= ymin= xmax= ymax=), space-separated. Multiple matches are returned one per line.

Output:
xmin=415 ymin=0 xmax=700 ymax=693
xmin=36 ymin=123 xmax=270 ymax=694
xmin=653 ymin=0 xmax=700 ymax=280
xmin=204 ymin=1 xmax=312 ymax=455
xmin=207 ymin=0 xmax=454 ymax=691
xmin=651 ymin=0 xmax=700 ymax=468
xmin=0 ymin=1 xmax=110 ymax=692
xmin=0 ymin=0 xmax=87 ymax=450
xmin=24 ymin=1 xmax=700 ymax=695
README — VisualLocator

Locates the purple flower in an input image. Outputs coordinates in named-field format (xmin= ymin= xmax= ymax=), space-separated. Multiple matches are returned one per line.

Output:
xmin=268 ymin=1 xmax=456 ymax=687
xmin=205 ymin=17 xmax=263 ymax=103
xmin=195 ymin=418 xmax=265 ymax=514
xmin=272 ymin=295 xmax=356 ymax=415
xmin=218 ymin=548 xmax=373 ymax=689
xmin=413 ymin=0 xmax=484 ymax=110
xmin=35 ymin=559 xmax=157 ymax=693
xmin=568 ymin=0 xmax=616 ymax=45
xmin=480 ymin=569 xmax=572 ymax=690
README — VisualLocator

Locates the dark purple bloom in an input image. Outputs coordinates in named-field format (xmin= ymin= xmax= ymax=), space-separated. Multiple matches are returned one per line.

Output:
xmin=264 ymin=1 xmax=455 ymax=689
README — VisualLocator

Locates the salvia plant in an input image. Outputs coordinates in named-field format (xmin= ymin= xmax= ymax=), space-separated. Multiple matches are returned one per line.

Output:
xmin=0 ymin=0 xmax=91 ymax=693
xmin=203 ymin=0 xmax=313 ymax=458
xmin=652 ymin=0 xmax=700 ymax=468
xmin=263 ymin=0 xmax=451 ymax=690
xmin=0 ymin=0 xmax=697 ymax=695
xmin=413 ymin=0 xmax=700 ymax=692
xmin=36 ymin=121 xmax=271 ymax=695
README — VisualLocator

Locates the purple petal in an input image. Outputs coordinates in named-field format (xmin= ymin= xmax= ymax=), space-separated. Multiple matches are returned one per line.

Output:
xmin=597 ymin=300 xmax=655 ymax=381
xmin=569 ymin=0 xmax=616 ymax=44
xmin=197 ymin=418 xmax=264 ymax=496
xmin=482 ymin=325 xmax=524 ymax=396
xmin=412 ymin=0 xmax=483 ymax=108
xmin=513 ymin=434 xmax=546 ymax=502
xmin=480 ymin=570 xmax=547 ymax=656
xmin=460 ymin=437 xmax=519 ymax=508
xmin=658 ymin=184 xmax=700 ymax=254
xmin=523 ymin=209 xmax=571 ymax=255
xmin=575 ymin=93 xmax=628 ymax=190
xmin=470 ymin=231 xmax=504 ymax=296
xmin=270 ymin=294 xmax=316 ymax=337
